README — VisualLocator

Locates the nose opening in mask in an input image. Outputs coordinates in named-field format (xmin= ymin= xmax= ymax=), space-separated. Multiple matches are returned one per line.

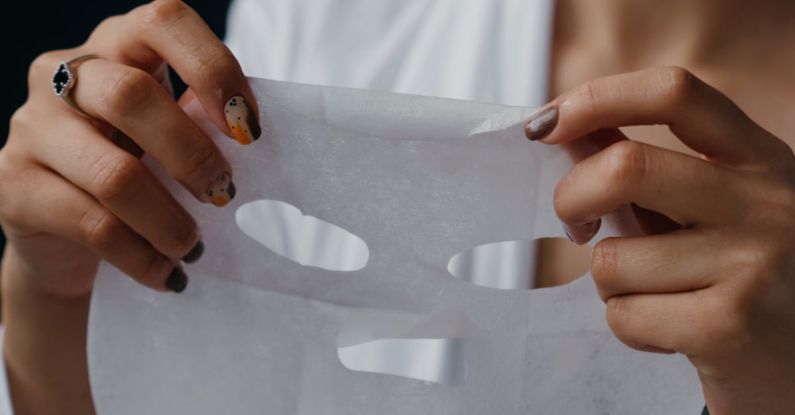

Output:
xmin=337 ymin=338 xmax=468 ymax=386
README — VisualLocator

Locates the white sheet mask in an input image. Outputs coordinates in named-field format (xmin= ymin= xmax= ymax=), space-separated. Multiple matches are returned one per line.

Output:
xmin=88 ymin=78 xmax=704 ymax=414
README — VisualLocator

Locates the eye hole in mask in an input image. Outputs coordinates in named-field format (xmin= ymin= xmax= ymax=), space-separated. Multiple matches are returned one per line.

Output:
xmin=447 ymin=238 xmax=591 ymax=289
xmin=236 ymin=199 xmax=370 ymax=272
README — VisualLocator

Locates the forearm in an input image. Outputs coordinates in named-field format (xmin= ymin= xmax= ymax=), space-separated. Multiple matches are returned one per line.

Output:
xmin=1 ymin=246 xmax=95 ymax=414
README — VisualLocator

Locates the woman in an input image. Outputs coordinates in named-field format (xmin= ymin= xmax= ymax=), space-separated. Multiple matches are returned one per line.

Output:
xmin=1 ymin=0 xmax=794 ymax=413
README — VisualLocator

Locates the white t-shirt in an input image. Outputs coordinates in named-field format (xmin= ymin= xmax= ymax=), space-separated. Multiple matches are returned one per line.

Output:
xmin=225 ymin=0 xmax=553 ymax=106
xmin=0 ymin=0 xmax=555 ymax=412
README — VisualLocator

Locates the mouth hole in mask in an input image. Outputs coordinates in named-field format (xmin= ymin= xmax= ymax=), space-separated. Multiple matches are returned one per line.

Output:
xmin=236 ymin=199 xmax=369 ymax=272
xmin=447 ymin=237 xmax=591 ymax=290
xmin=337 ymin=338 xmax=467 ymax=386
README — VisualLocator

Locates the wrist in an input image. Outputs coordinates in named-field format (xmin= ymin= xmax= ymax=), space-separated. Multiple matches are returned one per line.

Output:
xmin=2 ymin=244 xmax=95 ymax=414
xmin=2 ymin=242 xmax=98 ymax=299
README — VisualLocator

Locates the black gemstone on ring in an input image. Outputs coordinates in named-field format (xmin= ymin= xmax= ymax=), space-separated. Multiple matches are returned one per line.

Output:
xmin=52 ymin=63 xmax=71 ymax=96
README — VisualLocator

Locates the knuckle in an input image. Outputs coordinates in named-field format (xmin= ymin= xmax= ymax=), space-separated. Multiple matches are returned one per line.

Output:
xmin=701 ymin=295 xmax=752 ymax=353
xmin=142 ymin=0 xmax=190 ymax=28
xmin=603 ymin=141 xmax=647 ymax=188
xmin=147 ymin=212 xmax=197 ymax=261
xmin=1 ymin=196 xmax=26 ymax=228
xmin=28 ymin=51 xmax=59 ymax=88
xmin=153 ymin=206 xmax=198 ymax=257
xmin=90 ymin=15 xmax=124 ymax=40
xmin=80 ymin=206 xmax=125 ymax=251
xmin=0 ymin=148 xmax=25 ymax=180
xmin=0 ymin=150 xmax=36 ymax=230
xmin=0 ymin=167 xmax=26 ymax=227
xmin=181 ymin=141 xmax=222 ymax=182
xmin=731 ymin=240 xmax=779 ymax=280
xmin=139 ymin=250 xmax=172 ymax=286
xmin=591 ymin=238 xmax=620 ymax=288
xmin=192 ymin=46 xmax=240 ymax=86
xmin=572 ymin=80 xmax=602 ymax=113
xmin=657 ymin=66 xmax=702 ymax=108
xmin=169 ymin=220 xmax=198 ymax=256
xmin=8 ymin=106 xmax=33 ymax=135
xmin=605 ymin=296 xmax=632 ymax=340
xmin=103 ymin=68 xmax=156 ymax=114
xmin=739 ymin=242 xmax=792 ymax=299
xmin=88 ymin=152 xmax=144 ymax=203
xmin=552 ymin=173 xmax=574 ymax=221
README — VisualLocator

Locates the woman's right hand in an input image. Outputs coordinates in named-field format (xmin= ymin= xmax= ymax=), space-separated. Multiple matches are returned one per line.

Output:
xmin=0 ymin=0 xmax=260 ymax=297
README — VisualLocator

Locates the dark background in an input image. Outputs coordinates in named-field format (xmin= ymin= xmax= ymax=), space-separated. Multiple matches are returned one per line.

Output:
xmin=0 ymin=0 xmax=232 ymax=252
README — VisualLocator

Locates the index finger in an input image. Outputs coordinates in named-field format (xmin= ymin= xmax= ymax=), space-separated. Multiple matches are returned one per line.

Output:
xmin=91 ymin=0 xmax=261 ymax=144
xmin=526 ymin=67 xmax=789 ymax=169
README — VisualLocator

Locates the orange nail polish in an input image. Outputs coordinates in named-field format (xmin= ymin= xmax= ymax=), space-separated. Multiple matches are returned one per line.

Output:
xmin=206 ymin=172 xmax=236 ymax=207
xmin=224 ymin=95 xmax=261 ymax=145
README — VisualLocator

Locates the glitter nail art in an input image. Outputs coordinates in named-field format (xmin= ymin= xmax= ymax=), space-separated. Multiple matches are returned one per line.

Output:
xmin=224 ymin=95 xmax=261 ymax=145
xmin=206 ymin=172 xmax=236 ymax=207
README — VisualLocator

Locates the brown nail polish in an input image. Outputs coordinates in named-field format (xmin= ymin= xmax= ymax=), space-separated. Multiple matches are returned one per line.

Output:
xmin=224 ymin=95 xmax=261 ymax=145
xmin=166 ymin=267 xmax=188 ymax=293
xmin=562 ymin=219 xmax=601 ymax=245
xmin=182 ymin=240 xmax=204 ymax=264
xmin=524 ymin=106 xmax=558 ymax=141
xmin=563 ymin=224 xmax=574 ymax=242
xmin=206 ymin=172 xmax=236 ymax=207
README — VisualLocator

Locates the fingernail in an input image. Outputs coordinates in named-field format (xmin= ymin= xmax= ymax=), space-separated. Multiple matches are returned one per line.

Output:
xmin=182 ymin=240 xmax=204 ymax=264
xmin=524 ymin=105 xmax=558 ymax=141
xmin=206 ymin=172 xmax=236 ymax=207
xmin=224 ymin=95 xmax=261 ymax=145
xmin=166 ymin=267 xmax=188 ymax=293
xmin=562 ymin=219 xmax=601 ymax=245
xmin=563 ymin=225 xmax=574 ymax=242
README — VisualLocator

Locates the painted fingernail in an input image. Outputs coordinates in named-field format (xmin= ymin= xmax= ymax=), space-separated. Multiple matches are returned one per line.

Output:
xmin=182 ymin=240 xmax=204 ymax=264
xmin=224 ymin=95 xmax=261 ymax=145
xmin=166 ymin=267 xmax=188 ymax=293
xmin=563 ymin=225 xmax=574 ymax=242
xmin=524 ymin=105 xmax=558 ymax=141
xmin=562 ymin=219 xmax=601 ymax=245
xmin=206 ymin=172 xmax=236 ymax=207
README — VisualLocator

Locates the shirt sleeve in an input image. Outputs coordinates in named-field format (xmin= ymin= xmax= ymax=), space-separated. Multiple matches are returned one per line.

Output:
xmin=0 ymin=328 xmax=14 ymax=415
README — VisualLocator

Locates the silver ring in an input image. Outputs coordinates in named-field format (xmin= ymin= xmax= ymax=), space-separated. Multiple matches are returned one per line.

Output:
xmin=51 ymin=54 xmax=100 ymax=116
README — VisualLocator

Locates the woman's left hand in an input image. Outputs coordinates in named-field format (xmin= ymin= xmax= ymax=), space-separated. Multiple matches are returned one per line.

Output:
xmin=525 ymin=66 xmax=795 ymax=415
